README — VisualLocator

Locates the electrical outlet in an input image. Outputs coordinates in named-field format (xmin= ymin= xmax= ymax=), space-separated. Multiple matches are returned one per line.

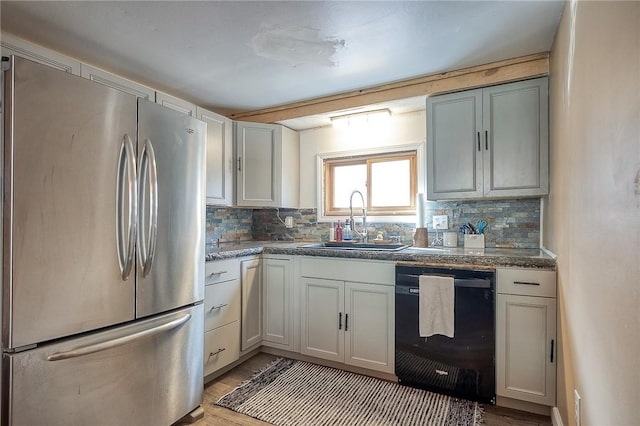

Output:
xmin=432 ymin=215 xmax=448 ymax=230
xmin=574 ymin=389 xmax=581 ymax=426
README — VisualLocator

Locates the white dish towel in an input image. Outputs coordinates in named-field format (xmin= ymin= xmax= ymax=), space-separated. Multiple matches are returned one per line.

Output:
xmin=419 ymin=275 xmax=455 ymax=338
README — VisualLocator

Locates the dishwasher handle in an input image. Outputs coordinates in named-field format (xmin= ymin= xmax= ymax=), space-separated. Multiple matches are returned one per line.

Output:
xmin=396 ymin=274 xmax=491 ymax=289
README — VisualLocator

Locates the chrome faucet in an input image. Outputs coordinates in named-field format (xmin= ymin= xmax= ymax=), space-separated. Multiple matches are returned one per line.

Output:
xmin=349 ymin=190 xmax=367 ymax=243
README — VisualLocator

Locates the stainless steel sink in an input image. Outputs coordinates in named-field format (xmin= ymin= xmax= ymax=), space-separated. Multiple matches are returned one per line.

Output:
xmin=299 ymin=242 xmax=409 ymax=251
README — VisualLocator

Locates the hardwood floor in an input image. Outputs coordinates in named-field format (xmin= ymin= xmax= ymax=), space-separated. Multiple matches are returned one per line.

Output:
xmin=184 ymin=353 xmax=552 ymax=426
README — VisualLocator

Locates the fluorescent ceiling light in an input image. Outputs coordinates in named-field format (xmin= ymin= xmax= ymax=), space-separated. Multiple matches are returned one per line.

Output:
xmin=330 ymin=109 xmax=391 ymax=128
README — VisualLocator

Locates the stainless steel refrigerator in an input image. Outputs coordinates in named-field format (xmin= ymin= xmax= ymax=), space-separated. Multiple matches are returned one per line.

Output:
xmin=1 ymin=56 xmax=206 ymax=425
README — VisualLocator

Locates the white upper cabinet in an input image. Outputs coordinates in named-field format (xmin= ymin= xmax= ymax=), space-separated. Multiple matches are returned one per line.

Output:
xmin=235 ymin=121 xmax=299 ymax=208
xmin=80 ymin=64 xmax=155 ymax=101
xmin=1 ymin=32 xmax=80 ymax=75
xmin=156 ymin=91 xmax=197 ymax=116
xmin=196 ymin=107 xmax=233 ymax=206
xmin=427 ymin=77 xmax=549 ymax=200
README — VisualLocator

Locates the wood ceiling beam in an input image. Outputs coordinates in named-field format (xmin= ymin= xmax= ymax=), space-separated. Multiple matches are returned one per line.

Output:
xmin=228 ymin=52 xmax=549 ymax=124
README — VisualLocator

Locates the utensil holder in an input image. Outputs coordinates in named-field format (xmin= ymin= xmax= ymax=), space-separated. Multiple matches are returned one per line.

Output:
xmin=464 ymin=234 xmax=485 ymax=249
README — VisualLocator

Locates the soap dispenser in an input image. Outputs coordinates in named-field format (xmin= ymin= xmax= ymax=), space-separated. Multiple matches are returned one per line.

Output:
xmin=335 ymin=220 xmax=343 ymax=242
xmin=343 ymin=219 xmax=352 ymax=241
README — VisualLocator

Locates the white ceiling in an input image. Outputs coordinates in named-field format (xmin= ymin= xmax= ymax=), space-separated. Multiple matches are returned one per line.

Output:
xmin=0 ymin=1 xmax=563 ymax=129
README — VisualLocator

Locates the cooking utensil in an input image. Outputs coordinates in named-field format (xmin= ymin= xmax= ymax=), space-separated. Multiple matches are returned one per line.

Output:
xmin=476 ymin=220 xmax=488 ymax=234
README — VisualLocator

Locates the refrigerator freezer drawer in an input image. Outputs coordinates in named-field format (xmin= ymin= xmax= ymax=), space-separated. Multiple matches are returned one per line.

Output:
xmin=204 ymin=321 xmax=240 ymax=377
xmin=3 ymin=305 xmax=204 ymax=426
xmin=204 ymin=278 xmax=241 ymax=332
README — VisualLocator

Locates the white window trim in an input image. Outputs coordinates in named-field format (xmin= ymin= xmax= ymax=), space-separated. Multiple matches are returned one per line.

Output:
xmin=315 ymin=141 xmax=426 ymax=224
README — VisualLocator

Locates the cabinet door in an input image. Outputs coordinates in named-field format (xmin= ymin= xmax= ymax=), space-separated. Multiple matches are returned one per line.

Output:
xmin=427 ymin=89 xmax=483 ymax=200
xmin=80 ymin=64 xmax=155 ymax=101
xmin=241 ymin=258 xmax=263 ymax=351
xmin=483 ymin=78 xmax=549 ymax=197
xmin=263 ymin=259 xmax=291 ymax=347
xmin=1 ymin=33 xmax=80 ymax=75
xmin=344 ymin=282 xmax=394 ymax=373
xmin=496 ymin=294 xmax=557 ymax=406
xmin=197 ymin=107 xmax=233 ymax=205
xmin=235 ymin=121 xmax=279 ymax=207
xmin=156 ymin=91 xmax=196 ymax=116
xmin=300 ymin=278 xmax=344 ymax=363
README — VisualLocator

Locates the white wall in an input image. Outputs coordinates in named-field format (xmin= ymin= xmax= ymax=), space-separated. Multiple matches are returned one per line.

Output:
xmin=545 ymin=1 xmax=640 ymax=425
xmin=298 ymin=109 xmax=426 ymax=208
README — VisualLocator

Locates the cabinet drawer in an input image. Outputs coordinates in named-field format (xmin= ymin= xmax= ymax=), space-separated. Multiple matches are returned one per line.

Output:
xmin=205 ymin=258 xmax=240 ymax=284
xmin=204 ymin=321 xmax=240 ymax=377
xmin=497 ymin=268 xmax=556 ymax=298
xmin=205 ymin=279 xmax=240 ymax=331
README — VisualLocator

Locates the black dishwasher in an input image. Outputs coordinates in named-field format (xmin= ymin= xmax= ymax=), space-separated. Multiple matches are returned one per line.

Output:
xmin=395 ymin=264 xmax=495 ymax=404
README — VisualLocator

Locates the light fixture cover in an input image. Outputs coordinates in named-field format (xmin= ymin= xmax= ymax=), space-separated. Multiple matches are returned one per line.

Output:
xmin=330 ymin=109 xmax=391 ymax=127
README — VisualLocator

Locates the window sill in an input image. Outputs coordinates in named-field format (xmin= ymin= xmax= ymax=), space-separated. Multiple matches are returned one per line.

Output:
xmin=316 ymin=215 xmax=418 ymax=225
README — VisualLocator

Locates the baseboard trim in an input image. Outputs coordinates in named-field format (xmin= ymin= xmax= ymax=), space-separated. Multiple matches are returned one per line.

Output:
xmin=203 ymin=347 xmax=261 ymax=384
xmin=260 ymin=347 xmax=397 ymax=382
xmin=495 ymin=396 xmax=551 ymax=416
xmin=552 ymin=407 xmax=564 ymax=426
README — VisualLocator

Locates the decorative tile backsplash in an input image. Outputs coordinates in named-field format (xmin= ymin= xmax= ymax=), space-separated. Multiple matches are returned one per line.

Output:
xmin=205 ymin=206 xmax=253 ymax=245
xmin=423 ymin=198 xmax=540 ymax=248
xmin=207 ymin=198 xmax=541 ymax=249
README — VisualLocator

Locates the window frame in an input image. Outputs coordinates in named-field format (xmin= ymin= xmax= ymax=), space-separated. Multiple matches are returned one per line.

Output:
xmin=324 ymin=152 xmax=417 ymax=217
xmin=316 ymin=142 xmax=425 ymax=223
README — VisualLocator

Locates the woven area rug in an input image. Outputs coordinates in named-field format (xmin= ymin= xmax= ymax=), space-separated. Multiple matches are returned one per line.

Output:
xmin=215 ymin=358 xmax=483 ymax=426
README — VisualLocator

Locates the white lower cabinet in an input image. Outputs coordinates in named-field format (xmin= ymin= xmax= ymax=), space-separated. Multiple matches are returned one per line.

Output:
xmin=344 ymin=281 xmax=394 ymax=372
xmin=203 ymin=259 xmax=241 ymax=378
xmin=300 ymin=258 xmax=395 ymax=374
xmin=204 ymin=321 xmax=240 ymax=377
xmin=262 ymin=256 xmax=293 ymax=350
xmin=301 ymin=277 xmax=344 ymax=363
xmin=496 ymin=268 xmax=557 ymax=406
xmin=241 ymin=257 xmax=263 ymax=351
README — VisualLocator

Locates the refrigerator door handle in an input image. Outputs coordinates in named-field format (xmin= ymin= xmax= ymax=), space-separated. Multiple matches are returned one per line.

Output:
xmin=46 ymin=313 xmax=191 ymax=361
xmin=116 ymin=134 xmax=138 ymax=281
xmin=138 ymin=138 xmax=158 ymax=277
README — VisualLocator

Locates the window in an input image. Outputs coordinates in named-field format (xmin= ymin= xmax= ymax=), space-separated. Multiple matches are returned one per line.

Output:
xmin=323 ymin=151 xmax=417 ymax=217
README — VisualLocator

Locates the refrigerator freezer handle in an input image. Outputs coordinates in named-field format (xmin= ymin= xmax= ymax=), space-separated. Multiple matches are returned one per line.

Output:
xmin=116 ymin=134 xmax=138 ymax=281
xmin=46 ymin=314 xmax=191 ymax=361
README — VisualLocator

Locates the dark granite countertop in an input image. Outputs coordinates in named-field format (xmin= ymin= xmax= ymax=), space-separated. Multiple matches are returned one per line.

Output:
xmin=206 ymin=241 xmax=556 ymax=269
